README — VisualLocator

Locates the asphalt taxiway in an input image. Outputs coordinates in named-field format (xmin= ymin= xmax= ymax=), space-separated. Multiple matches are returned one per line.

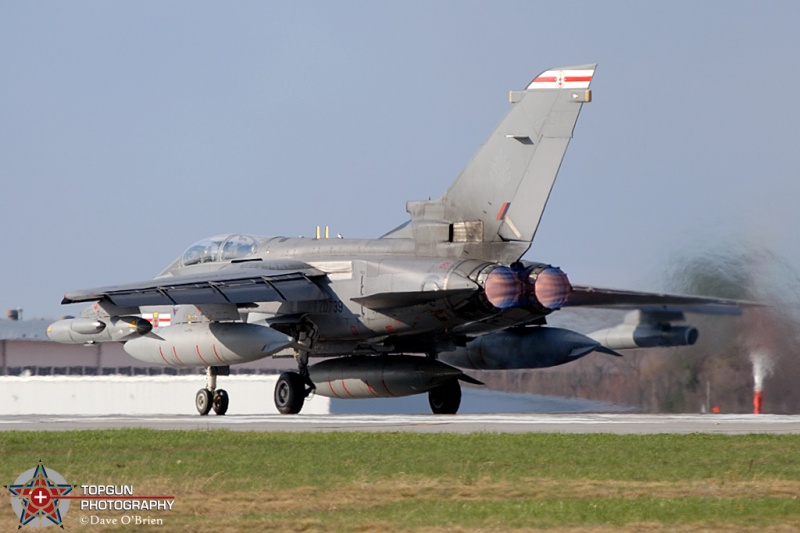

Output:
xmin=1 ymin=413 xmax=799 ymax=434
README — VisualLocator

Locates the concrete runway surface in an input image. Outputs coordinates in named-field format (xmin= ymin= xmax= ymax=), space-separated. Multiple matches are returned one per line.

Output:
xmin=1 ymin=413 xmax=799 ymax=434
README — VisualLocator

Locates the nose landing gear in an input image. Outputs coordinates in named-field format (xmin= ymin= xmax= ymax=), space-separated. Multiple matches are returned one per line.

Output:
xmin=195 ymin=366 xmax=230 ymax=416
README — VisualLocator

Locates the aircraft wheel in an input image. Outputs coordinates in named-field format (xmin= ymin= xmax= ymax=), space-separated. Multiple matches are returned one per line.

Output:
xmin=275 ymin=372 xmax=305 ymax=415
xmin=428 ymin=379 xmax=461 ymax=415
xmin=212 ymin=389 xmax=229 ymax=416
xmin=195 ymin=388 xmax=213 ymax=416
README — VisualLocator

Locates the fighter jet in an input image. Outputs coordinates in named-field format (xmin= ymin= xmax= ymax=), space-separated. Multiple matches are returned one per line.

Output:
xmin=48 ymin=64 xmax=745 ymax=415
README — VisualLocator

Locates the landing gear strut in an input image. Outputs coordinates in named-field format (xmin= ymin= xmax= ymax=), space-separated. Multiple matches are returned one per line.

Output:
xmin=195 ymin=366 xmax=230 ymax=416
xmin=273 ymin=324 xmax=316 ymax=414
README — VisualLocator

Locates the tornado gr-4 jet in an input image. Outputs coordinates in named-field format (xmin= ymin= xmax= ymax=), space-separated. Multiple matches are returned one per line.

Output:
xmin=48 ymin=64 xmax=746 ymax=415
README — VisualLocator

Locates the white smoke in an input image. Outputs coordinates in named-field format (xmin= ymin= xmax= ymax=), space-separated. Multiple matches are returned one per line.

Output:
xmin=749 ymin=350 xmax=774 ymax=392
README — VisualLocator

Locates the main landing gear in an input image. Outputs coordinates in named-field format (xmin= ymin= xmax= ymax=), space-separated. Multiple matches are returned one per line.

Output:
xmin=428 ymin=379 xmax=462 ymax=415
xmin=425 ymin=351 xmax=462 ymax=414
xmin=274 ymin=325 xmax=316 ymax=415
xmin=274 ymin=372 xmax=311 ymax=414
xmin=195 ymin=366 xmax=230 ymax=416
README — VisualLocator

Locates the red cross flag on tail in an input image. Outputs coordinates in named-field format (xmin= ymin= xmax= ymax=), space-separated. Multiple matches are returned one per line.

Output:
xmin=527 ymin=66 xmax=595 ymax=89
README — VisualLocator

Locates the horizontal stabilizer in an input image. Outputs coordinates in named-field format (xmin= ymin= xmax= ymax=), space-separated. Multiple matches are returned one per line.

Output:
xmin=564 ymin=286 xmax=757 ymax=315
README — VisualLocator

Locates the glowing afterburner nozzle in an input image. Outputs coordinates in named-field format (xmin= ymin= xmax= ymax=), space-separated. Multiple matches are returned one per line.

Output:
xmin=483 ymin=264 xmax=572 ymax=311
xmin=484 ymin=267 xmax=526 ymax=309
xmin=532 ymin=267 xmax=572 ymax=310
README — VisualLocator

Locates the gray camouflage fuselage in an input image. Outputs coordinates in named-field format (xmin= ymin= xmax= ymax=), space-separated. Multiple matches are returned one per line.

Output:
xmin=145 ymin=236 xmax=559 ymax=359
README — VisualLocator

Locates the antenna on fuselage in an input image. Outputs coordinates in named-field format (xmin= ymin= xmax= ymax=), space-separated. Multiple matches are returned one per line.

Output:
xmin=315 ymin=226 xmax=330 ymax=240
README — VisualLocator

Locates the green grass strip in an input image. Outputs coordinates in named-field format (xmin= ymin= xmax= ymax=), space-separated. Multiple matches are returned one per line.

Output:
xmin=1 ymin=431 xmax=798 ymax=531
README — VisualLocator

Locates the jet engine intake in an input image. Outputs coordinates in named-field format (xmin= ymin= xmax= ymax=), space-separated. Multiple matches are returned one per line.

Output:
xmin=46 ymin=316 xmax=152 ymax=344
xmin=439 ymin=327 xmax=608 ymax=370
xmin=483 ymin=264 xmax=571 ymax=311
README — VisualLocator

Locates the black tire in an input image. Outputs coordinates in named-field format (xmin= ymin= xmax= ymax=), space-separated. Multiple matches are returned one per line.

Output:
xmin=212 ymin=389 xmax=229 ymax=416
xmin=428 ymin=379 xmax=461 ymax=415
xmin=195 ymin=388 xmax=213 ymax=416
xmin=274 ymin=372 xmax=305 ymax=415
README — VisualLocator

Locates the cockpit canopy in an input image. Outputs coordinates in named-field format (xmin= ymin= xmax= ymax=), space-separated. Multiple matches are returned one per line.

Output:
xmin=181 ymin=234 xmax=259 ymax=266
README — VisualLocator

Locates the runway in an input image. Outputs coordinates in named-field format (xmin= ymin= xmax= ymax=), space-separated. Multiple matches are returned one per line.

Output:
xmin=1 ymin=413 xmax=799 ymax=434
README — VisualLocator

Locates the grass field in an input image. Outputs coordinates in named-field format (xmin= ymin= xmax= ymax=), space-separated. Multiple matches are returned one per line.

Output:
xmin=1 ymin=430 xmax=799 ymax=531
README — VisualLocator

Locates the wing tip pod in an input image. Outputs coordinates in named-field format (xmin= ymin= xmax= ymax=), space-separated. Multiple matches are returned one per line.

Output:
xmin=526 ymin=63 xmax=597 ymax=90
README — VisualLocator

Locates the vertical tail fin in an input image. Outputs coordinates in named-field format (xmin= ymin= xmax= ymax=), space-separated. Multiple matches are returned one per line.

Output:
xmin=389 ymin=64 xmax=596 ymax=262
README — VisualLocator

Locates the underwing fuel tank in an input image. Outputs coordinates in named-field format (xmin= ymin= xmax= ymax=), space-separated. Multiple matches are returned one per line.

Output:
xmin=309 ymin=356 xmax=479 ymax=399
xmin=46 ymin=316 xmax=152 ymax=344
xmin=588 ymin=324 xmax=699 ymax=351
xmin=123 ymin=322 xmax=293 ymax=367
xmin=439 ymin=327 xmax=613 ymax=370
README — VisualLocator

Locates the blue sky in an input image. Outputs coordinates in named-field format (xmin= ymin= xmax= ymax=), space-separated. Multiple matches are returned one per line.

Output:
xmin=2 ymin=1 xmax=799 ymax=319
